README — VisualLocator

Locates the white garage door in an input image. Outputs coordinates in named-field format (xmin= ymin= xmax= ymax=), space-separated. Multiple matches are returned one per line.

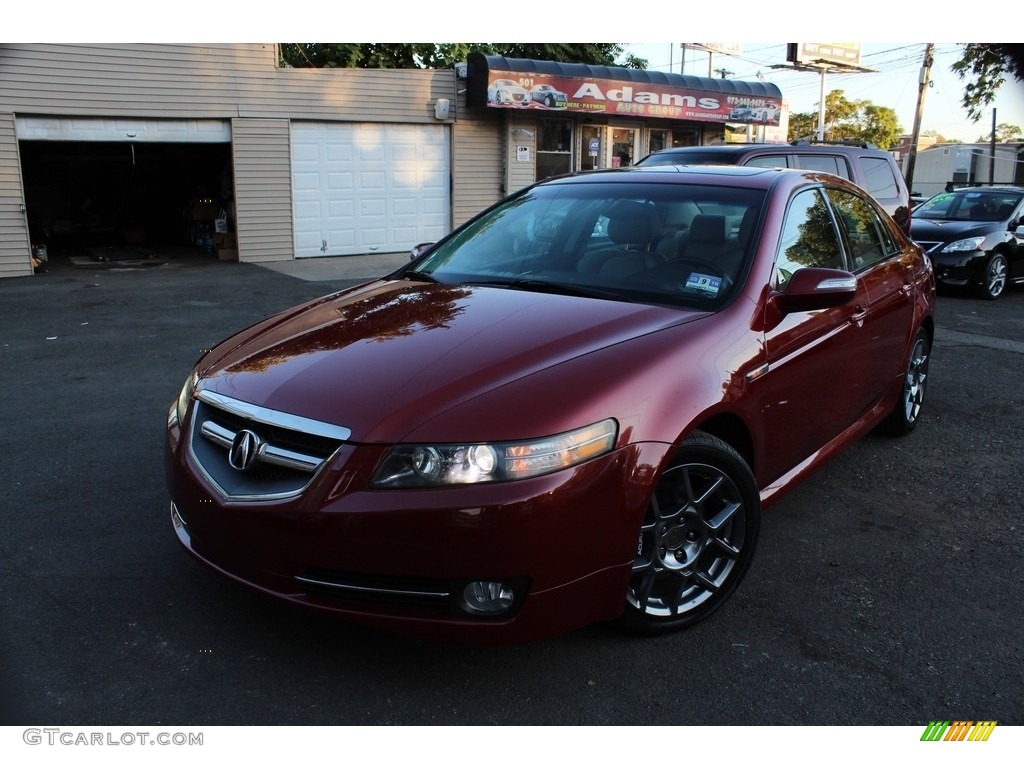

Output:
xmin=291 ymin=122 xmax=450 ymax=258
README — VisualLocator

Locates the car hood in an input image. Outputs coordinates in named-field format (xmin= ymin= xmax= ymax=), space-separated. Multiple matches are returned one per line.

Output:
xmin=910 ymin=217 xmax=1002 ymax=242
xmin=197 ymin=279 xmax=706 ymax=443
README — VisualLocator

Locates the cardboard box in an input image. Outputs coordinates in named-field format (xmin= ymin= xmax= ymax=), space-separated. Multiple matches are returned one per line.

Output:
xmin=217 ymin=248 xmax=238 ymax=261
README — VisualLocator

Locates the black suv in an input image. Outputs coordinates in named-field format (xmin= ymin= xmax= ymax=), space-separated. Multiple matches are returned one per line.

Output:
xmin=636 ymin=141 xmax=912 ymax=234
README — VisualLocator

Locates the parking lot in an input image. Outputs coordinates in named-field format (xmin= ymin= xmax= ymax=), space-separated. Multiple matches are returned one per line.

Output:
xmin=1 ymin=254 xmax=1022 ymax=726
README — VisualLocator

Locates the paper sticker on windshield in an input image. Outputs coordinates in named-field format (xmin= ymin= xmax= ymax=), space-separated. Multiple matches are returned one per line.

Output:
xmin=685 ymin=272 xmax=722 ymax=295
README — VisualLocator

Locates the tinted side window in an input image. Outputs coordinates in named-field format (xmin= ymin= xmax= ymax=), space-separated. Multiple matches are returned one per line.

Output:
xmin=796 ymin=154 xmax=850 ymax=180
xmin=858 ymin=156 xmax=899 ymax=199
xmin=774 ymin=189 xmax=845 ymax=287
xmin=826 ymin=188 xmax=890 ymax=270
xmin=745 ymin=154 xmax=790 ymax=169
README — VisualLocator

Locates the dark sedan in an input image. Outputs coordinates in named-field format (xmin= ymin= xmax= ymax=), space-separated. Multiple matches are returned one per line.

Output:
xmin=911 ymin=186 xmax=1024 ymax=299
xmin=166 ymin=166 xmax=935 ymax=644
xmin=527 ymin=83 xmax=567 ymax=108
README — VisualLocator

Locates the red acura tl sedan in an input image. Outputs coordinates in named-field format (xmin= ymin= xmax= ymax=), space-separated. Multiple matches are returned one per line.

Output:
xmin=166 ymin=165 xmax=935 ymax=644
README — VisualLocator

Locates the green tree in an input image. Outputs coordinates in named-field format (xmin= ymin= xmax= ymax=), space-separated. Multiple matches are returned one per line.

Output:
xmin=975 ymin=122 xmax=1024 ymax=143
xmin=824 ymin=90 xmax=858 ymax=131
xmin=952 ymin=44 xmax=1024 ymax=122
xmin=787 ymin=112 xmax=818 ymax=141
xmin=279 ymin=43 xmax=646 ymax=69
xmin=856 ymin=104 xmax=902 ymax=149
xmin=787 ymin=90 xmax=903 ymax=148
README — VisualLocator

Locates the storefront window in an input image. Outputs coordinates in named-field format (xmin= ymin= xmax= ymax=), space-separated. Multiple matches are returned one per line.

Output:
xmin=536 ymin=119 xmax=573 ymax=182
xmin=671 ymin=127 xmax=700 ymax=147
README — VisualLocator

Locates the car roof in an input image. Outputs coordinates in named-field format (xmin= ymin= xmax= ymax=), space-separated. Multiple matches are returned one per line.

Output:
xmin=536 ymin=164 xmax=826 ymax=192
xmin=647 ymin=143 xmax=890 ymax=158
xmin=946 ymin=185 xmax=1024 ymax=194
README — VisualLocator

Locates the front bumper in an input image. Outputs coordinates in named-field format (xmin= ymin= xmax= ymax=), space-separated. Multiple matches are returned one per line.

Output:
xmin=166 ymin=420 xmax=670 ymax=644
xmin=928 ymin=250 xmax=987 ymax=289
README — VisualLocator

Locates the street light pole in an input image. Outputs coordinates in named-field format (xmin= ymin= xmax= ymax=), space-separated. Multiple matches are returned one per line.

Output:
xmin=816 ymin=68 xmax=828 ymax=142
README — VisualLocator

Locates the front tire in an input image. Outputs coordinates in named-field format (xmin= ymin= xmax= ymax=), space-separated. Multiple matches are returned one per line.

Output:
xmin=879 ymin=327 xmax=930 ymax=436
xmin=977 ymin=253 xmax=1007 ymax=300
xmin=621 ymin=431 xmax=760 ymax=633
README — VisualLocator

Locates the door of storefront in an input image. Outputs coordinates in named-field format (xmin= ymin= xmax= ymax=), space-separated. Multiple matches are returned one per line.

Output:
xmin=577 ymin=125 xmax=641 ymax=172
xmin=609 ymin=126 xmax=639 ymax=168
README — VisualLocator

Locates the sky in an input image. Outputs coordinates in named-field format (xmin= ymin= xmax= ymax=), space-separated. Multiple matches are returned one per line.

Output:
xmin=622 ymin=42 xmax=1024 ymax=143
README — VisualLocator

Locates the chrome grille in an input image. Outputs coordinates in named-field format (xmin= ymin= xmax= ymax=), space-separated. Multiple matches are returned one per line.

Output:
xmin=188 ymin=390 xmax=351 ymax=500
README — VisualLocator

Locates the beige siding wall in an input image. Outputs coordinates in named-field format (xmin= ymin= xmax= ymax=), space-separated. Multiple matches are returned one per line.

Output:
xmin=0 ymin=44 xmax=460 ymax=272
xmin=507 ymin=115 xmax=537 ymax=195
xmin=0 ymin=44 xmax=455 ymax=123
xmin=231 ymin=119 xmax=293 ymax=264
xmin=451 ymin=104 xmax=504 ymax=228
xmin=0 ymin=113 xmax=32 ymax=279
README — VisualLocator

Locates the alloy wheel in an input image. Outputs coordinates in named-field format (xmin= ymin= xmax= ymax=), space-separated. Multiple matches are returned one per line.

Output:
xmin=627 ymin=455 xmax=751 ymax=624
xmin=901 ymin=335 xmax=930 ymax=425
xmin=981 ymin=254 xmax=1007 ymax=300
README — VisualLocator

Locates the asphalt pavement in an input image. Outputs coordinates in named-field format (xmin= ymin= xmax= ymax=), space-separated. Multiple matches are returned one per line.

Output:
xmin=1 ymin=251 xmax=1022 ymax=727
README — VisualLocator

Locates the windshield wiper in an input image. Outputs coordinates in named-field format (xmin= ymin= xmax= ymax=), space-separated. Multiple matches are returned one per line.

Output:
xmin=466 ymin=278 xmax=628 ymax=302
xmin=401 ymin=269 xmax=441 ymax=283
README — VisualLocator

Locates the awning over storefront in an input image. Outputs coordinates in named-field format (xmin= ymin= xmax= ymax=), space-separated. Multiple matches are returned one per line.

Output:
xmin=467 ymin=53 xmax=784 ymax=126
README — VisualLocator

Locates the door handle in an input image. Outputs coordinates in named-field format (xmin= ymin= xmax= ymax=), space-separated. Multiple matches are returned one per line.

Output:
xmin=850 ymin=306 xmax=868 ymax=327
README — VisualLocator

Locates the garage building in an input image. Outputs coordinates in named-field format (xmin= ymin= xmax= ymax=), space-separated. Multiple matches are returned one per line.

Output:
xmin=0 ymin=44 xmax=782 ymax=279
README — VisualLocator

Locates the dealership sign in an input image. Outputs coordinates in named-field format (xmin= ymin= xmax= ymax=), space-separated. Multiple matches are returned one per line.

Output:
xmin=482 ymin=70 xmax=781 ymax=125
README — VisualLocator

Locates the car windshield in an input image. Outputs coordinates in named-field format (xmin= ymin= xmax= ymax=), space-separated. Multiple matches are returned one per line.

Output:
xmin=407 ymin=181 xmax=766 ymax=310
xmin=914 ymin=190 xmax=1023 ymax=222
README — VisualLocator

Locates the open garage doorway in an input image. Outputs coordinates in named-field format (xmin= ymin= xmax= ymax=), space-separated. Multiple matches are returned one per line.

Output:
xmin=20 ymin=140 xmax=233 ymax=267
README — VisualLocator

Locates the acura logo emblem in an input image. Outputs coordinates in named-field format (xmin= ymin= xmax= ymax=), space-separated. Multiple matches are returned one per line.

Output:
xmin=228 ymin=429 xmax=261 ymax=471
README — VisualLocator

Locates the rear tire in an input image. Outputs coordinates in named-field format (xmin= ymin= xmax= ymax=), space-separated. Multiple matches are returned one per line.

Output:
xmin=621 ymin=431 xmax=760 ymax=633
xmin=879 ymin=327 xmax=930 ymax=436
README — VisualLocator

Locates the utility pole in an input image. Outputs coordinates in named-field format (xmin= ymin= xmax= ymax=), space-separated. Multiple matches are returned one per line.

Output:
xmin=714 ymin=68 xmax=733 ymax=79
xmin=905 ymin=43 xmax=934 ymax=194
xmin=989 ymin=108 xmax=997 ymax=185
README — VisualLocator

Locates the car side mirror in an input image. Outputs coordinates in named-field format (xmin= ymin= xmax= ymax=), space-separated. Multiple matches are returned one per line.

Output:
xmin=761 ymin=267 xmax=857 ymax=331
xmin=778 ymin=267 xmax=858 ymax=313
xmin=410 ymin=242 xmax=435 ymax=260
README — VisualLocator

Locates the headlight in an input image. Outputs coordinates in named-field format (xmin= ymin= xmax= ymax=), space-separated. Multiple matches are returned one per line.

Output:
xmin=170 ymin=372 xmax=198 ymax=427
xmin=941 ymin=237 xmax=986 ymax=253
xmin=371 ymin=418 xmax=618 ymax=488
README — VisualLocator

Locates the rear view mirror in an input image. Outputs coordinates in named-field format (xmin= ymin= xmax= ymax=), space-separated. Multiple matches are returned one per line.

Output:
xmin=410 ymin=242 xmax=435 ymax=260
